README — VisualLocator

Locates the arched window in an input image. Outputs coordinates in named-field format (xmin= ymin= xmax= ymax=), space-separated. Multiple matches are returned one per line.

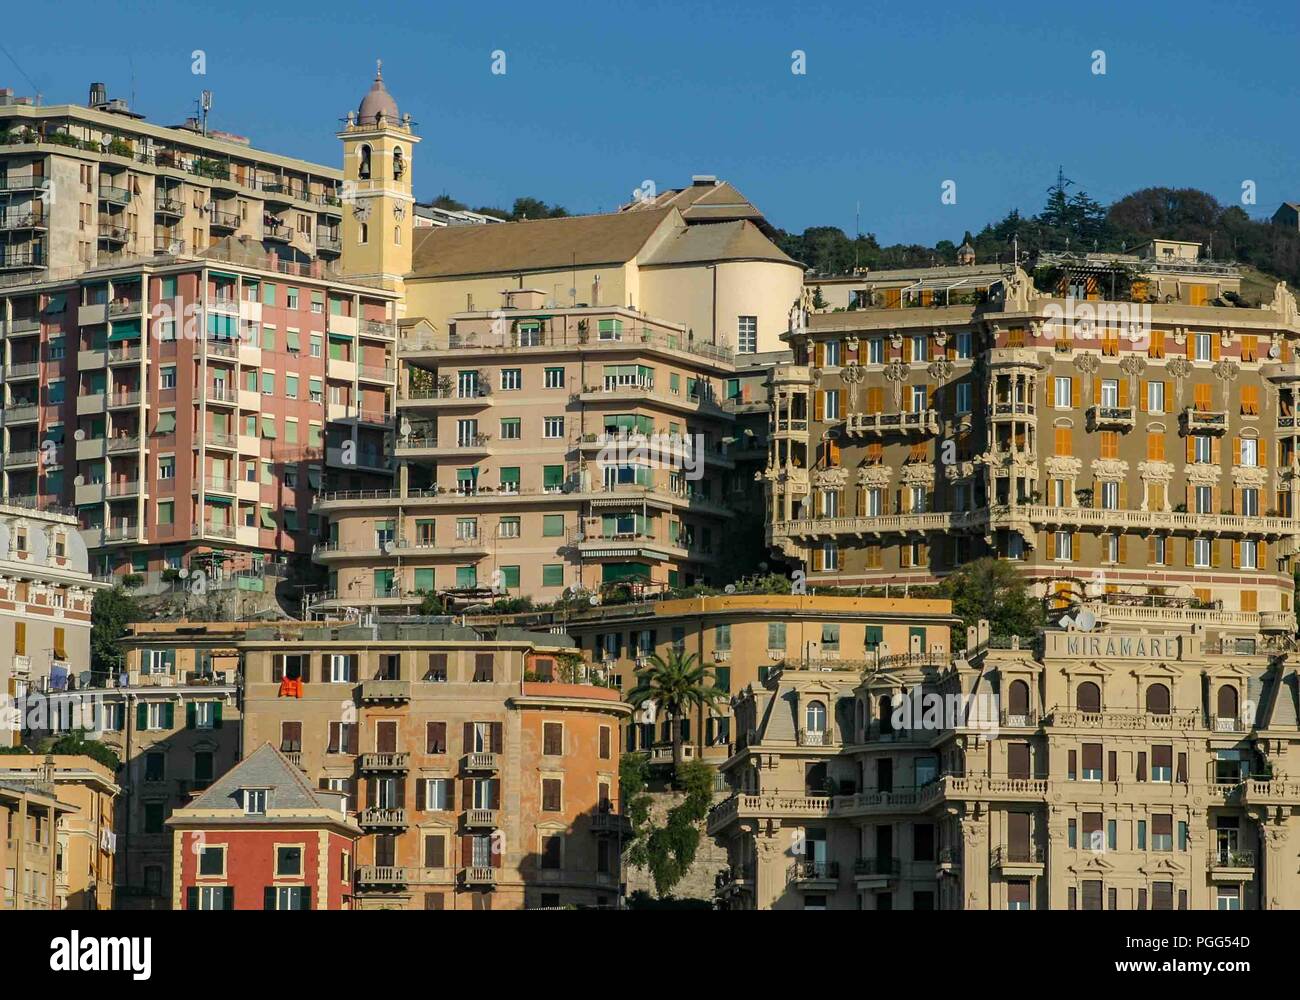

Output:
xmin=1008 ymin=679 xmax=1030 ymax=721
xmin=358 ymin=144 xmax=372 ymax=180
xmin=1076 ymin=681 xmax=1101 ymax=714
xmin=805 ymin=700 xmax=827 ymax=734
xmin=394 ymin=226 xmax=401 ymax=246
xmin=878 ymin=694 xmax=894 ymax=735
xmin=358 ymin=222 xmax=368 ymax=245
xmin=1217 ymin=685 xmax=1240 ymax=722
xmin=855 ymin=699 xmax=866 ymax=741
xmin=392 ymin=146 xmax=405 ymax=179
xmin=1145 ymin=683 xmax=1171 ymax=715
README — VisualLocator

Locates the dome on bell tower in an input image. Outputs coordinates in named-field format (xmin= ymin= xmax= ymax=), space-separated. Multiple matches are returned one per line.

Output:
xmin=357 ymin=60 xmax=398 ymax=124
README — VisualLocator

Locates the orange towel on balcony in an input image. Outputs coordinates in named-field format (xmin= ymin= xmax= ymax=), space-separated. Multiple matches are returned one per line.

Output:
xmin=279 ymin=677 xmax=303 ymax=699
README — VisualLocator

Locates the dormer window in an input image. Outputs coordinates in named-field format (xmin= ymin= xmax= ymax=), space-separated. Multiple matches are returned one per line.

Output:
xmin=243 ymin=788 xmax=267 ymax=815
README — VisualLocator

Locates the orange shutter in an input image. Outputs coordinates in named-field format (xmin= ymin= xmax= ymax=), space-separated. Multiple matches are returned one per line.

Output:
xmin=1189 ymin=335 xmax=1197 ymax=362
xmin=1259 ymin=541 xmax=1267 ymax=566
xmin=1047 ymin=531 xmax=1057 ymax=559
xmin=1092 ymin=378 xmax=1102 ymax=405
xmin=1186 ymin=436 xmax=1195 ymax=463
xmin=814 ymin=391 xmax=825 ymax=422
xmin=1147 ymin=537 xmax=1158 ymax=565
xmin=811 ymin=546 xmax=823 ymax=571
xmin=1211 ymin=332 xmax=1222 ymax=359
xmin=1212 ymin=438 xmax=1221 ymax=464
xmin=1071 ymin=533 xmax=1080 ymax=561
xmin=1232 ymin=541 xmax=1241 ymax=568
xmin=1138 ymin=381 xmax=1148 ymax=412
xmin=1241 ymin=591 xmax=1258 ymax=613
xmin=867 ymin=387 xmax=883 ymax=413
xmin=1118 ymin=535 xmax=1128 ymax=562
xmin=1118 ymin=381 xmax=1129 ymax=407
xmin=1070 ymin=377 xmax=1080 ymax=408
xmin=814 ymin=341 xmax=825 ymax=367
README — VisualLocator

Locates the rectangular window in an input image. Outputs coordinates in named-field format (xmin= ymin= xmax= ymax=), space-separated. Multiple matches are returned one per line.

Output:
xmin=544 ymin=366 xmax=565 ymax=389
xmin=738 ymin=315 xmax=757 ymax=354
xmin=543 ymin=416 xmax=564 ymax=439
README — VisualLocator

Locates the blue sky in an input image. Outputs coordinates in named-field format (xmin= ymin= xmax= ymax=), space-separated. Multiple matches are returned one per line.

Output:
xmin=6 ymin=0 xmax=1299 ymax=243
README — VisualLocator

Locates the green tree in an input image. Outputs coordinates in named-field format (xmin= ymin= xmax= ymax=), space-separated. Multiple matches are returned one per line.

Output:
xmin=91 ymin=586 xmax=141 ymax=679
xmin=938 ymin=557 xmax=1044 ymax=649
xmin=47 ymin=729 xmax=120 ymax=771
xmin=627 ymin=651 xmax=728 ymax=773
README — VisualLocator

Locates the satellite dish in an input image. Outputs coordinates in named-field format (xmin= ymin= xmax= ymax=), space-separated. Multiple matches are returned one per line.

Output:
xmin=724 ymin=584 xmax=737 ymax=594
xmin=1075 ymin=609 xmax=1097 ymax=632
xmin=588 ymin=596 xmax=599 ymax=606
xmin=74 ymin=428 xmax=86 ymax=442
xmin=178 ymin=568 xmax=190 ymax=579
xmin=73 ymin=475 xmax=84 ymax=487
xmin=399 ymin=418 xmax=412 ymax=438
xmin=383 ymin=540 xmax=396 ymax=554
xmin=1269 ymin=342 xmax=1281 ymax=359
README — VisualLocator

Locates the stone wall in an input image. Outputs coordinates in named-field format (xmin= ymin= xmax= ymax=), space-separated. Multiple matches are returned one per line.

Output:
xmin=622 ymin=789 xmax=730 ymax=903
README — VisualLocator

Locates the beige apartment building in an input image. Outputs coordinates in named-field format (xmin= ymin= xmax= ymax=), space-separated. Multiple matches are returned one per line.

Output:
xmin=709 ymin=615 xmax=1300 ymax=911
xmin=0 ymin=500 xmax=98 ymax=745
xmin=234 ymin=620 xmax=630 ymax=910
xmin=767 ymin=244 xmax=1300 ymax=631
xmin=547 ymin=593 xmax=957 ymax=764
xmin=310 ymin=289 xmax=745 ymax=610
xmin=0 ymin=81 xmax=346 ymax=282
xmin=0 ymin=753 xmax=118 ymax=909
xmin=0 ymin=773 xmax=70 ymax=908
xmin=70 ymin=626 xmax=245 ymax=908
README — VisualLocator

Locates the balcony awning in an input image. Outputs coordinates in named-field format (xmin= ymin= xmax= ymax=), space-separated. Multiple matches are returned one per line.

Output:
xmin=205 ymin=495 xmax=232 ymax=505
xmin=260 ymin=508 xmax=276 ymax=528
xmin=42 ymin=293 xmax=66 ymax=314
xmin=108 ymin=324 xmax=141 ymax=342
xmin=155 ymin=412 xmax=176 ymax=434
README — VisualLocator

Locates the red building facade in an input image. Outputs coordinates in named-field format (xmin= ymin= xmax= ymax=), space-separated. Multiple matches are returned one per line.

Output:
xmin=167 ymin=743 xmax=360 ymax=910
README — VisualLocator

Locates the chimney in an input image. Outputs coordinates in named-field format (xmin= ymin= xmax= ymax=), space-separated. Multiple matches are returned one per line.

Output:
xmin=89 ymin=82 xmax=107 ymax=108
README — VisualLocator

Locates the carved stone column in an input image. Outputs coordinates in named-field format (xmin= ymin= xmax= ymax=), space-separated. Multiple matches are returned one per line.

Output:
xmin=754 ymin=825 xmax=790 ymax=911
xmin=959 ymin=808 xmax=988 ymax=910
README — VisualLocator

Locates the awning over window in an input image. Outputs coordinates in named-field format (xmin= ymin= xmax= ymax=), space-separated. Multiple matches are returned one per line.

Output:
xmin=156 ymin=411 xmax=176 ymax=434
xmin=500 ymin=467 xmax=520 ymax=485
xmin=108 ymin=323 xmax=141 ymax=342
xmin=286 ymin=330 xmax=301 ymax=352
xmin=307 ymin=467 xmax=322 ymax=490
xmin=260 ymin=508 xmax=276 ymax=528
xmin=456 ymin=467 xmax=478 ymax=482
xmin=261 ymin=416 xmax=277 ymax=439
xmin=42 ymin=293 xmax=66 ymax=314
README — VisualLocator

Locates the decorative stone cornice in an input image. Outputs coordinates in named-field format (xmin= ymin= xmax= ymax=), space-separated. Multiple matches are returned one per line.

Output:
xmin=1045 ymin=455 xmax=1083 ymax=479
xmin=857 ymin=465 xmax=893 ymax=487
xmin=812 ymin=468 xmax=849 ymax=489
xmin=1185 ymin=463 xmax=1222 ymax=485
xmin=1090 ymin=458 xmax=1130 ymax=479
xmin=1231 ymin=465 xmax=1270 ymax=488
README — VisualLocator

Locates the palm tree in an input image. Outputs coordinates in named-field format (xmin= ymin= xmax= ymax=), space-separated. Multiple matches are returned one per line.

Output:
xmin=627 ymin=650 xmax=728 ymax=776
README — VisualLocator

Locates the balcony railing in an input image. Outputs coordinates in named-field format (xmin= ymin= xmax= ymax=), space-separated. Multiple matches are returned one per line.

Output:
xmin=787 ymin=860 xmax=839 ymax=883
xmin=359 ymin=752 xmax=410 ymax=772
xmin=1212 ymin=849 xmax=1255 ymax=868
xmin=1086 ymin=404 xmax=1136 ymax=429
xmin=464 ymin=809 xmax=499 ymax=828
xmin=844 ymin=409 xmax=941 ymax=436
xmin=107 ymin=435 xmax=140 ymax=453
xmin=462 ymin=752 xmax=498 ymax=772
xmin=992 ymin=845 xmax=1045 ymax=865
xmin=356 ymin=866 xmax=408 ymax=886
xmin=1183 ymin=407 xmax=1228 ymax=434
xmin=358 ymin=807 xmax=408 ymax=828
xmin=98 ymin=184 xmax=130 ymax=205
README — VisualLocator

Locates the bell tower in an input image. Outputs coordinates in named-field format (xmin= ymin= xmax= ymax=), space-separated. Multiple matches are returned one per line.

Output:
xmin=338 ymin=61 xmax=420 ymax=296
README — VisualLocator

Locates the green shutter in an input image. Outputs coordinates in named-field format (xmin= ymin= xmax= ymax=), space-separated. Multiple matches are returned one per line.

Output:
xmin=542 ymin=564 xmax=564 ymax=587
xmin=163 ymin=702 xmax=175 ymax=729
xmin=414 ymin=568 xmax=435 ymax=592
xmin=136 ymin=703 xmax=147 ymax=730
xmin=286 ymin=330 xmax=300 ymax=352
xmin=543 ymin=465 xmax=564 ymax=488
xmin=186 ymin=702 xmax=196 ymax=729
xmin=500 ymin=467 xmax=520 ymax=485
xmin=214 ymin=702 xmax=223 ymax=728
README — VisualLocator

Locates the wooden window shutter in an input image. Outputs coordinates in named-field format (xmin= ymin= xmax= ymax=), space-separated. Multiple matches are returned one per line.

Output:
xmin=1070 ymin=377 xmax=1080 ymax=408
xmin=1211 ymin=334 xmax=1221 ymax=360
xmin=1147 ymin=536 xmax=1157 ymax=565
xmin=1118 ymin=535 xmax=1127 ymax=562
xmin=347 ymin=723 xmax=358 ymax=755
xmin=490 ymin=722 xmax=503 ymax=753
xmin=1071 ymin=533 xmax=1080 ymax=560
xmin=900 ymin=544 xmax=912 ymax=568
xmin=1185 ymin=538 xmax=1194 ymax=567
xmin=1259 ymin=540 xmax=1267 ymax=566
xmin=813 ymin=391 xmax=825 ymax=422
xmin=1176 ymin=752 xmax=1187 ymax=783
xmin=1047 ymin=532 xmax=1057 ymax=560
xmin=829 ymin=440 xmax=841 ymax=466
xmin=1137 ymin=752 xmax=1147 ymax=781
xmin=1092 ymin=378 xmax=1102 ymax=405
xmin=1233 ymin=437 xmax=1242 ymax=465
xmin=463 ymin=722 xmax=475 ymax=753
xmin=1185 ymin=436 xmax=1195 ymax=463
xmin=461 ymin=835 xmax=473 ymax=867
xmin=1138 ymin=381 xmax=1147 ymax=411
xmin=1188 ymin=334 xmax=1197 ymax=362
xmin=462 ymin=777 xmax=474 ymax=809
xmin=811 ymin=546 xmax=823 ymax=571
xmin=1108 ymin=750 xmax=1118 ymax=782
xmin=814 ymin=341 xmax=825 ymax=367
xmin=1118 ymin=380 xmax=1129 ymax=407
xmin=1194 ymin=383 xmax=1212 ymax=409
xmin=867 ymin=386 xmax=883 ymax=413
xmin=445 ymin=779 xmax=455 ymax=810
xmin=425 ymin=835 xmax=444 ymax=868
xmin=416 ymin=778 xmax=426 ymax=811
xmin=1211 ymin=539 xmax=1221 ymax=568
